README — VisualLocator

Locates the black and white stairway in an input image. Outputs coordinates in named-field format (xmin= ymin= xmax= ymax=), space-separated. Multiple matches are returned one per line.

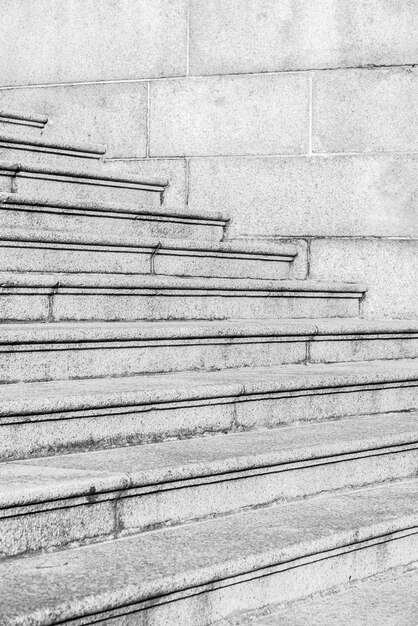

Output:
xmin=0 ymin=108 xmax=418 ymax=626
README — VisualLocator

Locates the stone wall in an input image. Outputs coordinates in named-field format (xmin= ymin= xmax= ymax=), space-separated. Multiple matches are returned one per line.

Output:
xmin=1 ymin=0 xmax=416 ymax=318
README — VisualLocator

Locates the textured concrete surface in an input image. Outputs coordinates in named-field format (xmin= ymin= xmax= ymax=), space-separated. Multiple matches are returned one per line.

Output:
xmin=1 ymin=318 xmax=417 ymax=384
xmin=189 ymin=0 xmax=418 ymax=75
xmin=310 ymin=238 xmax=418 ymax=319
xmin=0 ymin=272 xmax=363 ymax=322
xmin=0 ymin=132 xmax=106 ymax=170
xmin=0 ymin=192 xmax=226 ymax=242
xmin=2 ymin=411 xmax=417 ymax=557
xmin=0 ymin=162 xmax=166 ymax=206
xmin=313 ymin=67 xmax=418 ymax=154
xmin=150 ymin=74 xmax=309 ymax=157
xmin=0 ymin=230 xmax=296 ymax=280
xmin=2 ymin=479 xmax=418 ymax=625
xmin=250 ymin=564 xmax=418 ymax=625
xmin=1 ymin=360 xmax=416 ymax=459
xmin=0 ymin=0 xmax=187 ymax=86
xmin=104 ymin=158 xmax=187 ymax=211
xmin=0 ymin=83 xmax=149 ymax=158
xmin=188 ymin=155 xmax=418 ymax=238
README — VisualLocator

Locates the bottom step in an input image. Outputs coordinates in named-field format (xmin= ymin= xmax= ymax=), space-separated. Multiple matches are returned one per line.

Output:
xmin=249 ymin=563 xmax=418 ymax=626
xmin=2 ymin=479 xmax=418 ymax=625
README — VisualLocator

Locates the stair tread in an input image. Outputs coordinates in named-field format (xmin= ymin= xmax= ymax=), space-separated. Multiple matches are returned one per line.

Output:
xmin=2 ymin=359 xmax=417 ymax=416
xmin=0 ymin=270 xmax=366 ymax=292
xmin=0 ymin=133 xmax=106 ymax=157
xmin=0 ymin=227 xmax=298 ymax=258
xmin=250 ymin=564 xmax=418 ymax=626
xmin=0 ymin=111 xmax=48 ymax=126
xmin=1 ymin=318 xmax=417 ymax=344
xmin=0 ymin=191 xmax=228 ymax=222
xmin=3 ymin=410 xmax=418 ymax=508
xmin=2 ymin=478 xmax=418 ymax=625
xmin=0 ymin=160 xmax=168 ymax=188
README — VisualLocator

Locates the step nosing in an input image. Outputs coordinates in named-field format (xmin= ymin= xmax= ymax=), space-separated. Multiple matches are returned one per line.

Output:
xmin=1 ymin=318 xmax=417 ymax=344
xmin=0 ymin=192 xmax=228 ymax=223
xmin=0 ymin=111 xmax=49 ymax=125
xmin=0 ymin=271 xmax=367 ymax=293
xmin=3 ymin=422 xmax=418 ymax=509
xmin=0 ymin=233 xmax=298 ymax=258
xmin=0 ymin=161 xmax=168 ymax=188
xmin=1 ymin=363 xmax=417 ymax=417
xmin=0 ymin=134 xmax=106 ymax=157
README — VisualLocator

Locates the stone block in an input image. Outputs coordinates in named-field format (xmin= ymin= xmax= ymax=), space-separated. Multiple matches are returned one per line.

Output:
xmin=314 ymin=67 xmax=418 ymax=153
xmin=188 ymin=155 xmax=418 ymax=238
xmin=149 ymin=74 xmax=309 ymax=156
xmin=0 ymin=0 xmax=187 ymax=86
xmin=189 ymin=0 xmax=418 ymax=75
xmin=0 ymin=83 xmax=148 ymax=158
xmin=310 ymin=238 xmax=418 ymax=319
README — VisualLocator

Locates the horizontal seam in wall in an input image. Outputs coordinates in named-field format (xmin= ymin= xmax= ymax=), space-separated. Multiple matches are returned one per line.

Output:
xmin=107 ymin=151 xmax=418 ymax=161
xmin=0 ymin=63 xmax=416 ymax=90
xmin=244 ymin=236 xmax=418 ymax=243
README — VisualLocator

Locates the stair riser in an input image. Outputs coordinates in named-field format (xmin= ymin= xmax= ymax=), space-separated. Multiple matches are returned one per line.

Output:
xmin=9 ymin=531 xmax=416 ymax=625
xmin=0 ymin=145 xmax=103 ymax=170
xmin=1 ymin=293 xmax=360 ymax=322
xmin=0 ymin=122 xmax=45 ymax=138
xmin=0 ymin=246 xmax=291 ymax=280
xmin=0 ymin=342 xmax=307 ymax=383
xmin=2 ymin=337 xmax=417 ymax=384
xmin=310 ymin=338 xmax=418 ymax=363
xmin=2 ymin=447 xmax=417 ymax=559
xmin=2 ymin=385 xmax=416 ymax=460
xmin=0 ymin=173 xmax=163 ymax=206
xmin=0 ymin=208 xmax=225 ymax=243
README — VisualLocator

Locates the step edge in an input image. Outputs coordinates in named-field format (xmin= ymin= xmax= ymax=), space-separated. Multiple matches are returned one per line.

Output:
xmin=0 ymin=161 xmax=168 ymax=189
xmin=3 ymin=412 xmax=418 ymax=509
xmin=0 ymin=111 xmax=48 ymax=127
xmin=0 ymin=134 xmax=106 ymax=158
xmin=0 ymin=192 xmax=229 ymax=223
xmin=1 ymin=361 xmax=417 ymax=418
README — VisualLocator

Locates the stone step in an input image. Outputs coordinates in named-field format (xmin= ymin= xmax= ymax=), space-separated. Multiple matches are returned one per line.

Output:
xmin=0 ymin=162 xmax=167 ymax=205
xmin=0 ymin=133 xmax=106 ymax=168
xmin=0 ymin=192 xmax=228 ymax=242
xmin=250 ymin=564 xmax=418 ymax=626
xmin=2 ymin=410 xmax=417 ymax=559
xmin=0 ymin=228 xmax=297 ymax=280
xmin=2 ymin=479 xmax=418 ymax=625
xmin=1 ymin=318 xmax=417 ymax=384
xmin=0 ymin=110 xmax=48 ymax=136
xmin=1 ymin=360 xmax=417 ymax=459
xmin=0 ymin=272 xmax=365 ymax=322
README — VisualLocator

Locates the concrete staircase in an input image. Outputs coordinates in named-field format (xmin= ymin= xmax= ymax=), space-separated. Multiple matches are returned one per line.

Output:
xmin=1 ymin=110 xmax=417 ymax=626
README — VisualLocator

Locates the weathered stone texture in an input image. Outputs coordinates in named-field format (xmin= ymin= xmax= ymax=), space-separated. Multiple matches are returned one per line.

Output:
xmin=0 ymin=0 xmax=187 ymax=86
xmin=0 ymin=83 xmax=148 ymax=159
xmin=104 ymin=158 xmax=187 ymax=210
xmin=314 ymin=67 xmax=418 ymax=153
xmin=188 ymin=155 xmax=418 ymax=238
xmin=310 ymin=238 xmax=418 ymax=319
xmin=150 ymin=74 xmax=309 ymax=157
xmin=189 ymin=0 xmax=418 ymax=75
